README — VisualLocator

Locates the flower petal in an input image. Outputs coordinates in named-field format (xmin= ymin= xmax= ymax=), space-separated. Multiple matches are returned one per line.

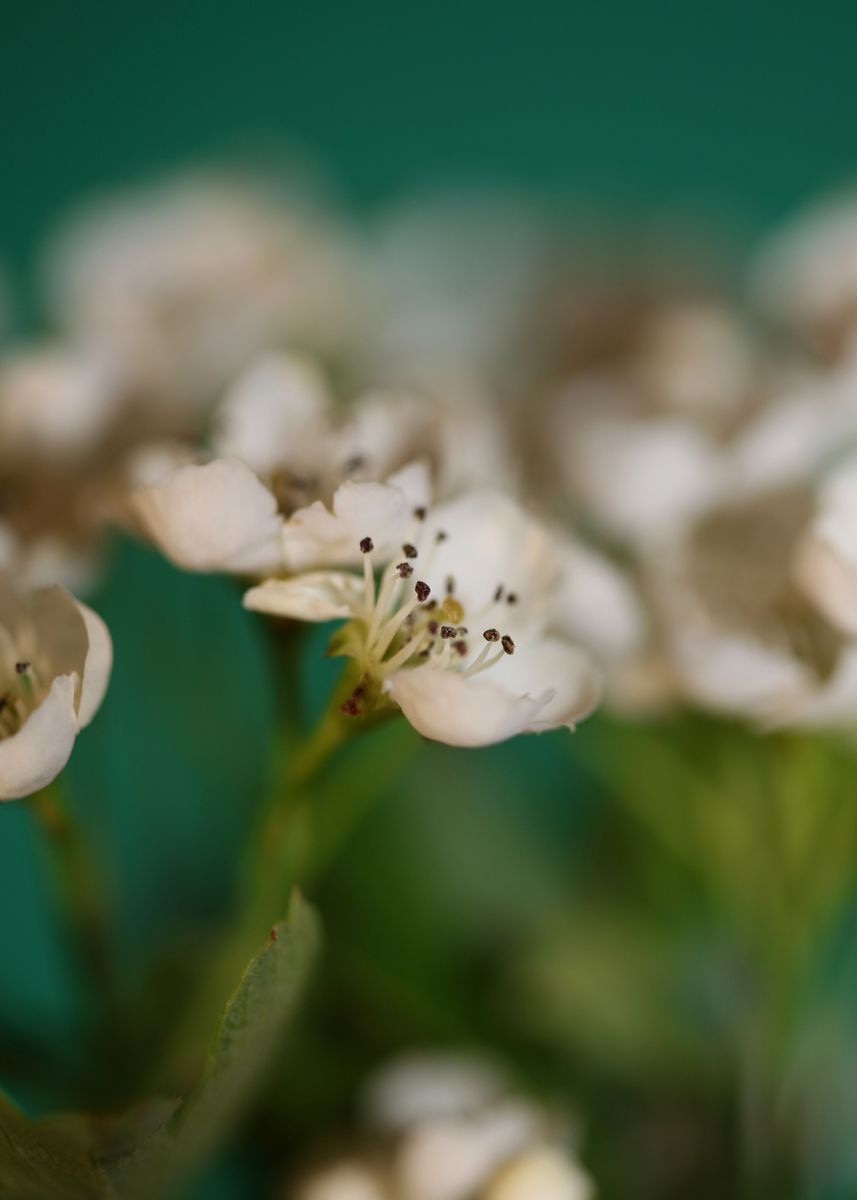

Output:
xmin=492 ymin=636 xmax=603 ymax=730
xmin=132 ymin=457 xmax=284 ymax=574
xmin=552 ymin=537 xmax=646 ymax=661
xmin=386 ymin=665 xmax=552 ymax=747
xmin=74 ymin=601 xmax=113 ymax=728
xmin=282 ymin=472 xmax=420 ymax=571
xmin=0 ymin=674 xmax=78 ymax=801
xmin=212 ymin=351 xmax=331 ymax=474
xmin=423 ymin=491 xmax=561 ymax=626
xmin=244 ymin=572 xmax=365 ymax=622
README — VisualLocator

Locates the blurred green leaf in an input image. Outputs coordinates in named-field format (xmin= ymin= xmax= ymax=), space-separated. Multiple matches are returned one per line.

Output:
xmin=0 ymin=1095 xmax=107 ymax=1199
xmin=105 ymin=893 xmax=321 ymax=1200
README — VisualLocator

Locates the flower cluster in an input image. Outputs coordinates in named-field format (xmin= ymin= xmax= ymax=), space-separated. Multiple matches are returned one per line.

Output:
xmin=292 ymin=1053 xmax=593 ymax=1200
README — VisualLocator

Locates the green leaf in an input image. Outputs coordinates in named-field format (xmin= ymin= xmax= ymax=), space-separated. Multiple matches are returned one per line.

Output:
xmin=106 ymin=893 xmax=321 ymax=1199
xmin=0 ymin=1095 xmax=108 ymax=1199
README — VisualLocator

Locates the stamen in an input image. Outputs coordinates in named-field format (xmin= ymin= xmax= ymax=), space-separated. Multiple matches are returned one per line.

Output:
xmin=494 ymin=584 xmax=505 ymax=602
xmin=362 ymin=544 xmax=376 ymax=613
xmin=414 ymin=506 xmax=427 ymax=521
xmin=506 ymin=593 xmax=518 ymax=605
xmin=402 ymin=543 xmax=418 ymax=559
xmin=15 ymin=661 xmax=30 ymax=675
xmin=359 ymin=536 xmax=374 ymax=554
xmin=373 ymin=581 xmax=429 ymax=658
xmin=454 ymin=641 xmax=468 ymax=657
xmin=483 ymin=628 xmax=500 ymax=642
xmin=415 ymin=581 xmax=431 ymax=603
xmin=501 ymin=635 xmax=515 ymax=655
xmin=435 ymin=530 xmax=448 ymax=543
xmin=383 ymin=629 xmax=431 ymax=672
xmin=440 ymin=625 xmax=456 ymax=639
xmin=397 ymin=562 xmax=414 ymax=579
xmin=446 ymin=575 xmax=455 ymax=594
xmin=343 ymin=454 xmax=367 ymax=475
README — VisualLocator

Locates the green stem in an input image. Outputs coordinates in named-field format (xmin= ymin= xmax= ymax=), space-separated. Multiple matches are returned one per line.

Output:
xmin=30 ymin=784 xmax=123 ymax=1050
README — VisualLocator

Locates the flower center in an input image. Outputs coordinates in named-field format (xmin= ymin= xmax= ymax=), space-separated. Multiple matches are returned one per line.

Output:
xmin=355 ymin=512 xmax=519 ymax=682
xmin=0 ymin=626 xmax=46 ymax=740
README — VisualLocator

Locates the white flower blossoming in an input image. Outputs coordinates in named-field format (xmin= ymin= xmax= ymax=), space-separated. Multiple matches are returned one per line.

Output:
xmin=794 ymin=456 xmax=857 ymax=639
xmin=292 ymin=1052 xmax=594 ymax=1200
xmin=0 ymin=575 xmax=112 ymax=800
xmin=245 ymin=488 xmax=600 ymax=747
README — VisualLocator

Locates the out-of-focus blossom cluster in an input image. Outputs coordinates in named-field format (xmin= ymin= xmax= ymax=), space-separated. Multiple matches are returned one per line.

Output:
xmin=291 ymin=1053 xmax=593 ymax=1200
xmin=8 ymin=165 xmax=857 ymax=781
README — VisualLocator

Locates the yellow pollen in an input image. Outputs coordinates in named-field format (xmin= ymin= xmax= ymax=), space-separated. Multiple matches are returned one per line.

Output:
xmin=442 ymin=597 xmax=465 ymax=624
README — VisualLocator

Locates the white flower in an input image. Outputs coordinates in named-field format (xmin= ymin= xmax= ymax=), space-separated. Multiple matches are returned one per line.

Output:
xmin=363 ymin=1053 xmax=508 ymax=1133
xmin=244 ymin=488 xmax=600 ymax=747
xmin=752 ymin=190 xmax=857 ymax=350
xmin=794 ymin=456 xmax=857 ymax=638
xmin=43 ymin=172 xmax=363 ymax=411
xmin=295 ymin=1163 xmax=388 ymax=1200
xmin=0 ymin=343 xmax=123 ymax=462
xmin=0 ymin=575 xmax=112 ymax=799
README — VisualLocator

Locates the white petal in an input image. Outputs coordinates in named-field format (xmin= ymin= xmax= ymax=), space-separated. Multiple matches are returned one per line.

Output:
xmin=73 ymin=601 xmax=113 ymax=728
xmin=0 ymin=674 xmax=78 ymax=801
xmin=493 ymin=636 xmax=602 ymax=730
xmin=394 ymin=1102 xmax=540 ymax=1200
xmin=364 ymin=1054 xmax=506 ymax=1132
xmin=212 ymin=351 xmax=331 ymax=474
xmin=794 ymin=457 xmax=857 ymax=635
xmin=282 ymin=475 xmax=416 ymax=571
xmin=386 ymin=459 xmax=432 ymax=514
xmin=296 ymin=1163 xmax=388 ymax=1200
xmin=553 ymin=538 xmax=646 ymax=661
xmin=670 ymin=627 xmax=811 ymax=720
xmin=424 ymin=491 xmax=561 ymax=626
xmin=772 ymin=646 xmax=857 ymax=728
xmin=244 ymin=572 xmax=364 ymax=622
xmin=132 ymin=458 xmax=284 ymax=574
xmin=386 ymin=665 xmax=552 ymax=747
xmin=571 ymin=417 xmax=726 ymax=546
xmin=487 ymin=1149 xmax=593 ymax=1200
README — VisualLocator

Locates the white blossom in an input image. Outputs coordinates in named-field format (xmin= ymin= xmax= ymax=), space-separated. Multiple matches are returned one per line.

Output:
xmin=0 ymin=575 xmax=112 ymax=799
xmin=245 ymin=488 xmax=600 ymax=747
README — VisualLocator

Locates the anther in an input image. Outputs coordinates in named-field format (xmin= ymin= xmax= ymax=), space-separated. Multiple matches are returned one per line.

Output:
xmin=446 ymin=575 xmax=455 ymax=594
xmin=435 ymin=530 xmax=448 ymax=544
xmin=343 ymin=454 xmax=366 ymax=474
xmin=359 ymin=536 xmax=374 ymax=554
xmin=428 ymin=620 xmax=439 ymax=635
xmin=15 ymin=662 xmax=29 ymax=675
xmin=483 ymin=628 xmax=500 ymax=643
xmin=426 ymin=599 xmax=438 ymax=611
xmin=402 ymin=543 xmax=418 ymax=559
xmin=440 ymin=625 xmax=456 ymax=639
xmin=501 ymin=634 xmax=515 ymax=655
xmin=454 ymin=641 xmax=468 ymax=657
xmin=494 ymin=584 xmax=505 ymax=602
xmin=415 ymin=581 xmax=431 ymax=603
xmin=506 ymin=593 xmax=518 ymax=605
xmin=397 ymin=562 xmax=414 ymax=579
xmin=414 ymin=506 xmax=427 ymax=521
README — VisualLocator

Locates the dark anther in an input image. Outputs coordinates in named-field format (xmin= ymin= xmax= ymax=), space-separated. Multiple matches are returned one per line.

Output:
xmin=0 ymin=696 xmax=7 ymax=711
xmin=445 ymin=575 xmax=455 ymax=594
xmin=418 ymin=647 xmax=431 ymax=657
xmin=435 ymin=530 xmax=448 ymax=543
xmin=15 ymin=662 xmax=30 ymax=675
xmin=440 ymin=625 xmax=456 ymax=639
xmin=343 ymin=454 xmax=366 ymax=474
xmin=426 ymin=599 xmax=438 ymax=611
xmin=506 ymin=593 xmax=518 ymax=605
xmin=454 ymin=641 xmax=468 ymax=657
xmin=494 ymin=584 xmax=505 ymax=602
xmin=340 ymin=695 xmax=362 ymax=716
xmin=457 ymin=626 xmax=468 ymax=636
xmin=483 ymin=628 xmax=500 ymax=642
xmin=359 ymin=536 xmax=374 ymax=554
xmin=397 ymin=562 xmax=414 ymax=579
xmin=501 ymin=634 xmax=515 ymax=655
xmin=414 ymin=506 xmax=427 ymax=521
xmin=402 ymin=543 xmax=418 ymax=559
xmin=428 ymin=620 xmax=439 ymax=635
xmin=415 ymin=581 xmax=431 ymax=603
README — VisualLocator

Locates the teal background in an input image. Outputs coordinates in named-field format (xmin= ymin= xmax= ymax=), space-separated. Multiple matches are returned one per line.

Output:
xmin=3 ymin=0 xmax=857 ymax=284
xmin=3 ymin=3 xmax=857 ymax=1195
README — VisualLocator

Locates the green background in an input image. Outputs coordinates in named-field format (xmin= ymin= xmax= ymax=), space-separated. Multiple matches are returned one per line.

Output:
xmin=3 ymin=3 xmax=857 ymax=1196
